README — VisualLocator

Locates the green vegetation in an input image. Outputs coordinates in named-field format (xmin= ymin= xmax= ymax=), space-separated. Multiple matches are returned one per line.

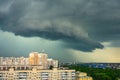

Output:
xmin=68 ymin=65 xmax=120 ymax=80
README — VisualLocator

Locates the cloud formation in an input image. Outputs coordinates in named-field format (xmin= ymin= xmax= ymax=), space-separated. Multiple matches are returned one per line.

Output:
xmin=0 ymin=0 xmax=120 ymax=51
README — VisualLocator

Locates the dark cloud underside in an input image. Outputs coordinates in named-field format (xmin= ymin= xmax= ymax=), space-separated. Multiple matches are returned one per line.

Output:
xmin=0 ymin=0 xmax=120 ymax=51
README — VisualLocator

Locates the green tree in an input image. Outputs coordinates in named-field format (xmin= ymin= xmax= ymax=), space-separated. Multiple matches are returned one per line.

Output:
xmin=68 ymin=64 xmax=120 ymax=80
xmin=49 ymin=65 xmax=53 ymax=69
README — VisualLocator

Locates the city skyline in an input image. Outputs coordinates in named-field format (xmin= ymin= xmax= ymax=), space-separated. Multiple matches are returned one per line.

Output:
xmin=0 ymin=52 xmax=92 ymax=80
xmin=0 ymin=0 xmax=120 ymax=63
xmin=0 ymin=52 xmax=58 ymax=68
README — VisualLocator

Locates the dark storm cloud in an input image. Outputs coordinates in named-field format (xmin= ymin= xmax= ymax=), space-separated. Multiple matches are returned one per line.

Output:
xmin=0 ymin=0 xmax=120 ymax=51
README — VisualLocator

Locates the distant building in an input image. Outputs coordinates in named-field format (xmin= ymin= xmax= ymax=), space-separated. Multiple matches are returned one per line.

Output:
xmin=47 ymin=58 xmax=58 ymax=68
xmin=0 ymin=52 xmax=57 ymax=69
xmin=29 ymin=52 xmax=40 ymax=65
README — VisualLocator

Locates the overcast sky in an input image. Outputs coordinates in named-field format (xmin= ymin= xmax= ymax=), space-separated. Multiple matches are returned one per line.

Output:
xmin=0 ymin=0 xmax=120 ymax=62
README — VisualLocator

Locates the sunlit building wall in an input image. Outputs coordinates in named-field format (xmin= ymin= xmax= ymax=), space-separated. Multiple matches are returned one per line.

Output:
xmin=0 ymin=67 xmax=76 ymax=80
xmin=38 ymin=53 xmax=48 ymax=69
xmin=29 ymin=52 xmax=40 ymax=65
xmin=29 ymin=52 xmax=48 ymax=69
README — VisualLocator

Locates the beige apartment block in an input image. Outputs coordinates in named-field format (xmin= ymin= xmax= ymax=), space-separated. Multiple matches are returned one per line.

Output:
xmin=0 ymin=67 xmax=76 ymax=80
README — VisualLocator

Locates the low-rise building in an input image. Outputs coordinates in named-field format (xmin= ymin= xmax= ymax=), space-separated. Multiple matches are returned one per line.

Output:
xmin=76 ymin=71 xmax=93 ymax=80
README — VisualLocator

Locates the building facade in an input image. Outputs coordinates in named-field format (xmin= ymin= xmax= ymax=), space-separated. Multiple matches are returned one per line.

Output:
xmin=47 ymin=59 xmax=58 ymax=68
xmin=0 ymin=67 xmax=76 ymax=80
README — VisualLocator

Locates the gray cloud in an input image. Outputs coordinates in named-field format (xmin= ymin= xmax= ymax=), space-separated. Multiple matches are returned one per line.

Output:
xmin=1 ymin=0 xmax=120 ymax=52
xmin=0 ymin=30 xmax=76 ymax=62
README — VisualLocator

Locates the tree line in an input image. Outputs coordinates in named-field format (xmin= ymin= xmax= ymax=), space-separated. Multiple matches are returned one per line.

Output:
xmin=67 ymin=64 xmax=120 ymax=80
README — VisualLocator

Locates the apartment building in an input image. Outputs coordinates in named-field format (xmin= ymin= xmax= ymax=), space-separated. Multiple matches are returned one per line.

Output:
xmin=0 ymin=67 xmax=76 ymax=80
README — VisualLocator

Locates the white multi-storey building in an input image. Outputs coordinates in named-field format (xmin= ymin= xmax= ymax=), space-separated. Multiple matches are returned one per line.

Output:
xmin=0 ymin=52 xmax=58 ymax=69
xmin=47 ymin=58 xmax=58 ymax=68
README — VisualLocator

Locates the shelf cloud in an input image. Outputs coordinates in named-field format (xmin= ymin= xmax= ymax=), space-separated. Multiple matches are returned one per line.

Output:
xmin=0 ymin=0 xmax=120 ymax=52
